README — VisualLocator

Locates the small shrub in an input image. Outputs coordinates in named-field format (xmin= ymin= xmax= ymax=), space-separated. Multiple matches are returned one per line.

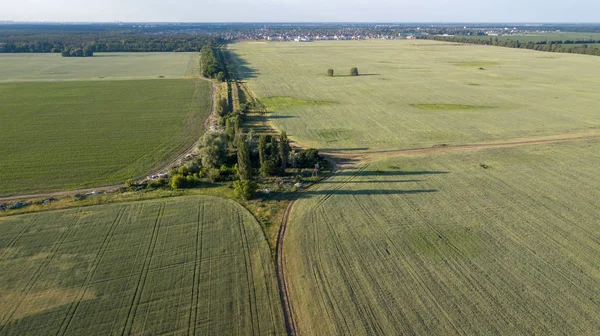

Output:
xmin=207 ymin=168 xmax=221 ymax=183
xmin=125 ymin=179 xmax=133 ymax=188
xmin=233 ymin=180 xmax=257 ymax=200
xmin=327 ymin=69 xmax=334 ymax=77
xmin=170 ymin=174 xmax=186 ymax=189
xmin=350 ymin=67 xmax=359 ymax=76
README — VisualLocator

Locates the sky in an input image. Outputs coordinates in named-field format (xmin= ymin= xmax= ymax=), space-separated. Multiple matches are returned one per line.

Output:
xmin=1 ymin=0 xmax=600 ymax=23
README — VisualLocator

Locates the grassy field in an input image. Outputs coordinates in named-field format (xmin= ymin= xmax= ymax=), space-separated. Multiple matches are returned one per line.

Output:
xmin=284 ymin=140 xmax=600 ymax=335
xmin=0 ymin=196 xmax=285 ymax=335
xmin=231 ymin=40 xmax=600 ymax=151
xmin=0 ymin=78 xmax=211 ymax=196
xmin=0 ymin=52 xmax=199 ymax=82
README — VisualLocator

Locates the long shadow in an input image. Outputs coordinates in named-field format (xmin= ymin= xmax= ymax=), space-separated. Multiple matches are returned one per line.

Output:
xmin=334 ymin=170 xmax=449 ymax=177
xmin=320 ymin=179 xmax=424 ymax=184
xmin=267 ymin=115 xmax=296 ymax=119
xmin=229 ymin=51 xmax=259 ymax=80
xmin=298 ymin=189 xmax=437 ymax=198
xmin=321 ymin=147 xmax=371 ymax=152
xmin=332 ymin=74 xmax=381 ymax=77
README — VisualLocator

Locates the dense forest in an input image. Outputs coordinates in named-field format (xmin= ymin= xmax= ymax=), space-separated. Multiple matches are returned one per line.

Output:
xmin=422 ymin=35 xmax=600 ymax=56
xmin=0 ymin=25 xmax=224 ymax=53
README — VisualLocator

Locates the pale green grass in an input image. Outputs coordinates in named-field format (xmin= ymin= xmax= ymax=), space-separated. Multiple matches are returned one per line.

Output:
xmin=285 ymin=140 xmax=600 ymax=335
xmin=232 ymin=40 xmax=600 ymax=151
xmin=0 ymin=79 xmax=211 ymax=196
xmin=0 ymin=52 xmax=199 ymax=82
xmin=0 ymin=196 xmax=285 ymax=335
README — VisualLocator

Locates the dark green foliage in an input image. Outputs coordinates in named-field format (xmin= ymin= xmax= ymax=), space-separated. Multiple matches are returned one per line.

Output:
xmin=296 ymin=148 xmax=321 ymax=168
xmin=350 ymin=67 xmax=359 ymax=76
xmin=258 ymin=134 xmax=268 ymax=166
xmin=233 ymin=180 xmax=257 ymax=200
xmin=61 ymin=47 xmax=93 ymax=57
xmin=279 ymin=131 xmax=290 ymax=169
xmin=260 ymin=158 xmax=282 ymax=177
xmin=424 ymin=35 xmax=600 ymax=57
xmin=237 ymin=135 xmax=252 ymax=180
xmin=327 ymin=69 xmax=334 ymax=76
xmin=0 ymin=28 xmax=222 ymax=53
xmin=216 ymin=72 xmax=226 ymax=82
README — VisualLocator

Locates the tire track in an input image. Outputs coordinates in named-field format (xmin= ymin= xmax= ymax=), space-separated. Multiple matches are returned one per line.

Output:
xmin=187 ymin=201 xmax=205 ymax=336
xmin=121 ymin=202 xmax=165 ymax=336
xmin=237 ymin=209 xmax=259 ymax=335
xmin=56 ymin=206 xmax=127 ymax=335
xmin=276 ymin=157 xmax=339 ymax=336
xmin=0 ymin=209 xmax=83 ymax=331
xmin=0 ymin=215 xmax=40 ymax=261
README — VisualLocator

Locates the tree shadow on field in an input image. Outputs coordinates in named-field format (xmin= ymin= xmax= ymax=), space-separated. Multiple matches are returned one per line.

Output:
xmin=334 ymin=170 xmax=449 ymax=177
xmin=298 ymin=189 xmax=438 ymax=198
xmin=229 ymin=52 xmax=258 ymax=80
xmin=266 ymin=115 xmax=296 ymax=119
xmin=297 ymin=170 xmax=447 ymax=198
xmin=331 ymin=73 xmax=381 ymax=77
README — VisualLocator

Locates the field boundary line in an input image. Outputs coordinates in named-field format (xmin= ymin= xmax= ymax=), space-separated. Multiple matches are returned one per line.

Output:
xmin=275 ymin=156 xmax=339 ymax=336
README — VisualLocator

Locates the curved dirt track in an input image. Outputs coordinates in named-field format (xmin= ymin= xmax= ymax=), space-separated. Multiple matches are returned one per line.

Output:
xmin=276 ymin=157 xmax=339 ymax=336
xmin=322 ymin=134 xmax=600 ymax=159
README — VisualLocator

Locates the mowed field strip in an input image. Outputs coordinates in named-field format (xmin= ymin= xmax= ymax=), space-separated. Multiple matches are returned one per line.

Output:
xmin=284 ymin=140 xmax=600 ymax=335
xmin=0 ymin=196 xmax=285 ymax=335
xmin=0 ymin=53 xmax=211 ymax=196
xmin=231 ymin=40 xmax=600 ymax=151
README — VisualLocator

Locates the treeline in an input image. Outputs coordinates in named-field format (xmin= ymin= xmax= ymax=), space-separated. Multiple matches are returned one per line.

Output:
xmin=422 ymin=35 xmax=600 ymax=57
xmin=61 ymin=46 xmax=94 ymax=57
xmin=0 ymin=30 xmax=223 ymax=54
xmin=200 ymin=45 xmax=233 ymax=81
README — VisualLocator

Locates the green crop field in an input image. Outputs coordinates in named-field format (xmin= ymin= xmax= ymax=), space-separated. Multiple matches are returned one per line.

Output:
xmin=0 ymin=52 xmax=211 ymax=196
xmin=0 ymin=52 xmax=200 ymax=82
xmin=0 ymin=196 xmax=285 ymax=335
xmin=284 ymin=140 xmax=600 ymax=335
xmin=231 ymin=40 xmax=600 ymax=151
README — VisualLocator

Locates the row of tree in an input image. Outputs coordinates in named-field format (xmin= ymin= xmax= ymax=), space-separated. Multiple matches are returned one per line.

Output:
xmin=200 ymin=45 xmax=232 ymax=81
xmin=422 ymin=35 xmax=600 ymax=57
xmin=0 ymin=30 xmax=223 ymax=54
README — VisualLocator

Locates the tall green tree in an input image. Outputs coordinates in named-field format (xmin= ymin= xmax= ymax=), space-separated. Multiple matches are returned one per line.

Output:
xmin=279 ymin=131 xmax=290 ymax=169
xmin=258 ymin=134 xmax=268 ymax=166
xmin=237 ymin=133 xmax=251 ymax=180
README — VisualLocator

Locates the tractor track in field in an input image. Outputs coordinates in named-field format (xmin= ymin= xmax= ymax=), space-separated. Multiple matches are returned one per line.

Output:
xmin=275 ymin=156 xmax=339 ymax=336
xmin=272 ymin=132 xmax=600 ymax=336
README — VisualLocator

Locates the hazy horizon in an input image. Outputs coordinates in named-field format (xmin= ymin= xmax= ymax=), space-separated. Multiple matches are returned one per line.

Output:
xmin=2 ymin=0 xmax=600 ymax=23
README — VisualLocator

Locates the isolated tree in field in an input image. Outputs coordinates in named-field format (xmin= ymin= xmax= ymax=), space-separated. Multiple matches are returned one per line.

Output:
xmin=350 ymin=67 xmax=359 ymax=76
xmin=258 ymin=134 xmax=268 ymax=165
xmin=327 ymin=69 xmax=334 ymax=76
xmin=279 ymin=131 xmax=290 ymax=169
xmin=237 ymin=134 xmax=252 ymax=180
